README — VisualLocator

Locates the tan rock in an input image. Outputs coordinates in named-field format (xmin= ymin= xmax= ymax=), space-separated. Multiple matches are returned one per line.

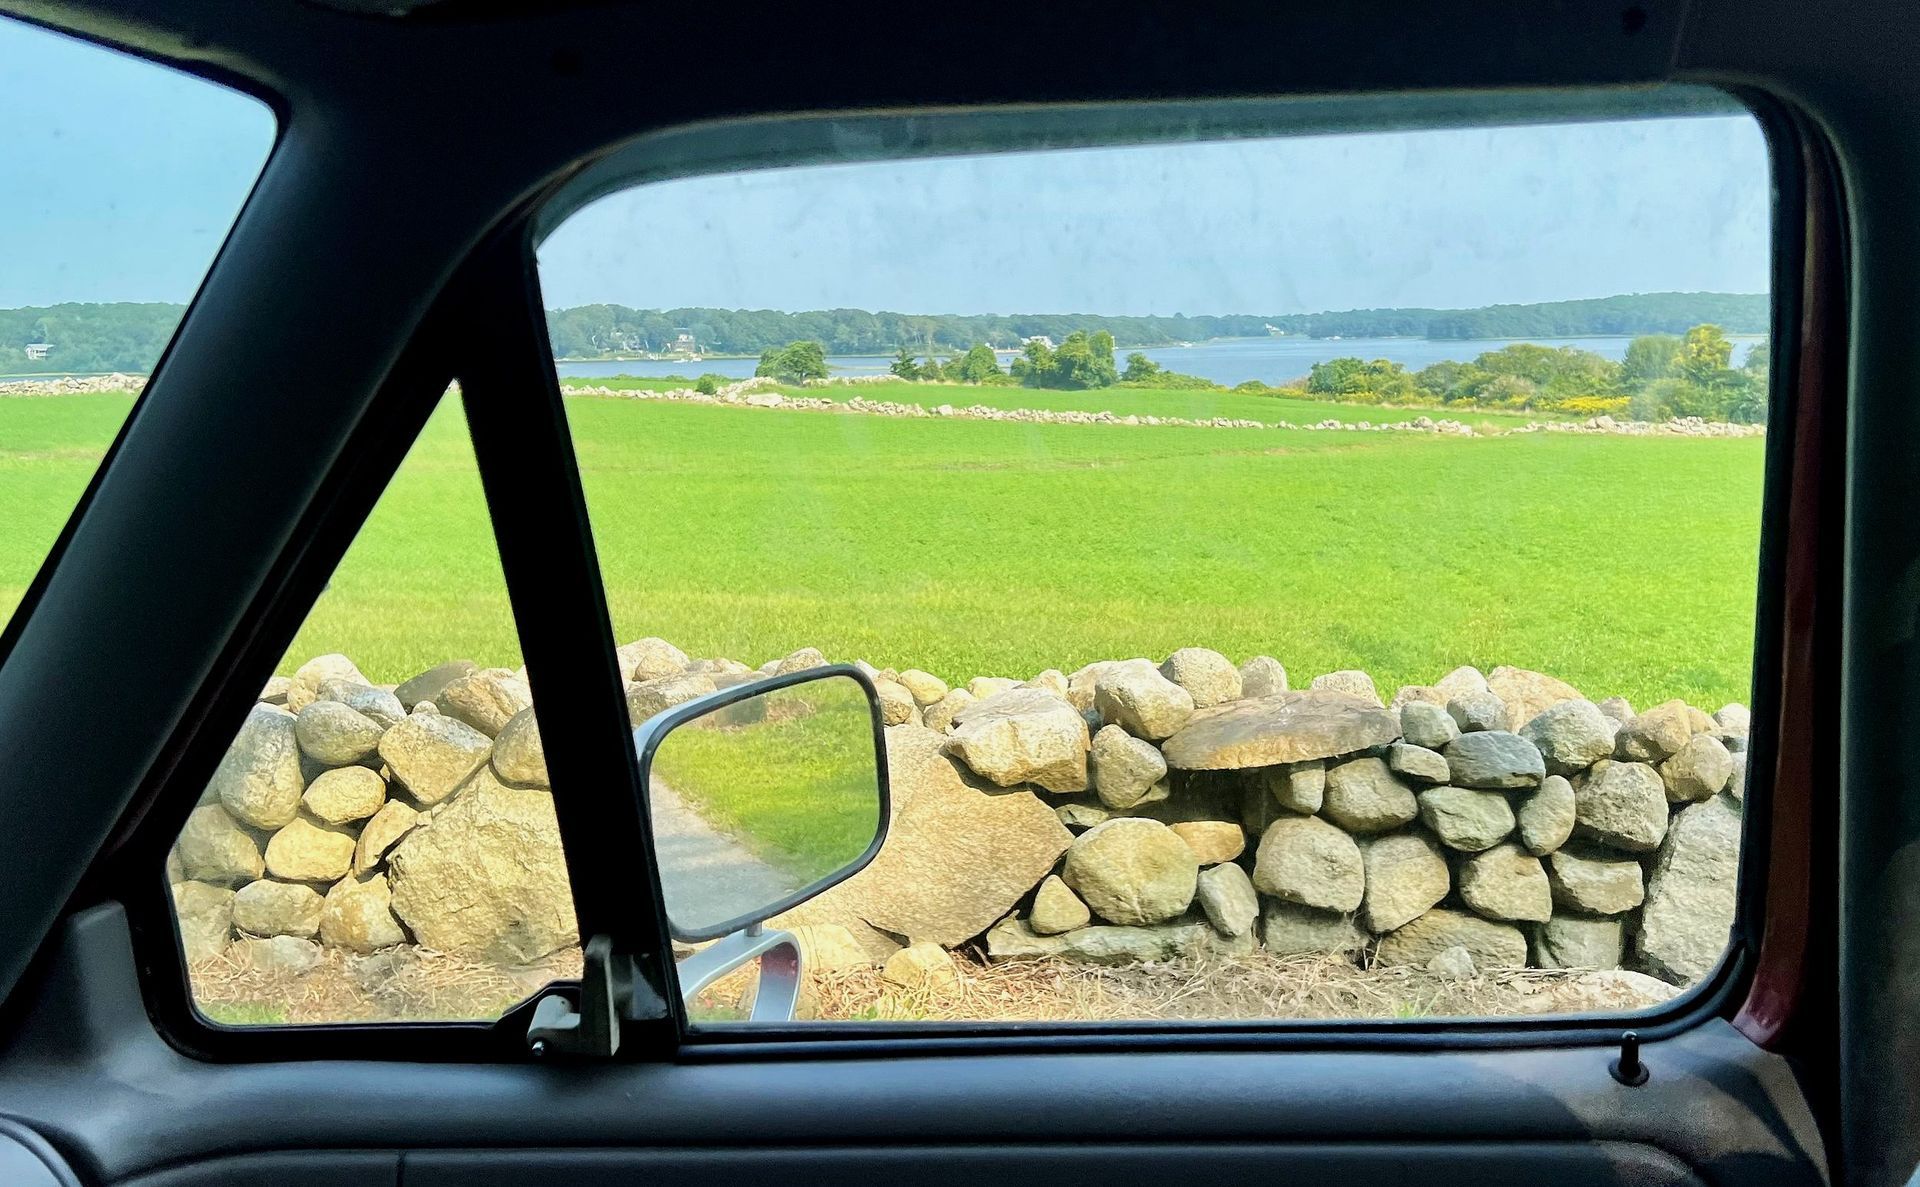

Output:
xmin=1458 ymin=842 xmax=1552 ymax=923
xmin=882 ymin=941 xmax=962 ymax=991
xmin=491 ymin=707 xmax=549 ymax=787
xmin=171 ymin=881 xmax=235 ymax=961
xmin=318 ymin=872 xmax=407 ymax=951
xmin=897 ymin=669 xmax=949 ymax=707
xmin=377 ymin=713 xmax=492 ymax=806
xmin=618 ymin=637 xmax=690 ymax=682
xmin=264 ymin=815 xmax=357 ymax=883
xmin=208 ymin=704 xmax=306 ymax=829
xmin=387 ymin=780 xmax=577 ymax=963
xmin=353 ymin=800 xmax=422 ymax=874
xmin=1308 ymin=669 xmax=1382 ymax=705
xmin=1251 ymin=815 xmax=1364 ymax=912
xmin=1485 ymin=666 xmax=1583 ymax=727
xmin=231 ymin=878 xmax=324 ymax=938
xmin=302 ymin=766 xmax=387 ymax=825
xmin=1169 ymin=820 xmax=1245 ymax=865
xmin=625 ymin=673 xmax=718 ymax=725
xmin=1061 ymin=818 xmax=1199 ymax=926
xmin=1359 ymin=831 xmax=1449 ymax=933
xmin=946 ymin=688 xmax=1089 ymax=793
xmin=1376 ymin=907 xmax=1528 ymax=969
xmin=789 ymin=923 xmax=874 ymax=971
xmin=1029 ymin=875 xmax=1092 ymax=934
xmin=438 ymin=668 xmax=533 ymax=737
xmin=174 ymin=803 xmax=264 ymax=885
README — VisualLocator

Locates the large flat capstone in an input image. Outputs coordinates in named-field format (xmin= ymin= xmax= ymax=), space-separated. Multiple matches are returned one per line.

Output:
xmin=1160 ymin=690 xmax=1400 ymax=770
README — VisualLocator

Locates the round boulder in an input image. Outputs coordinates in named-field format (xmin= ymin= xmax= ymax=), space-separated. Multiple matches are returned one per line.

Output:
xmin=1093 ymin=666 xmax=1196 ymax=741
xmin=209 ymin=704 xmax=306 ymax=830
xmin=946 ymin=688 xmax=1091 ymax=793
xmin=302 ymin=766 xmax=387 ymax=826
xmin=1417 ymin=785 xmax=1516 ymax=852
xmin=1443 ymin=731 xmax=1545 ymax=790
xmin=1359 ymin=831 xmax=1450 ymax=933
xmin=1251 ymin=815 xmax=1364 ymax=913
xmin=1573 ymin=760 xmax=1670 ymax=852
xmin=1458 ymin=842 xmax=1552 ymax=923
xmin=1518 ymin=699 xmax=1617 ymax=775
xmin=1159 ymin=647 xmax=1241 ymax=708
xmin=1061 ymin=818 xmax=1200 ymax=926
xmin=1238 ymin=655 xmax=1289 ymax=698
xmin=1321 ymin=757 xmax=1418 ymax=833
xmin=1089 ymin=724 xmax=1168 ymax=809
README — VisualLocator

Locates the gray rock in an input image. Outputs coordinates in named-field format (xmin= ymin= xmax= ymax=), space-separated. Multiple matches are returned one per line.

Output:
xmin=1386 ymin=742 xmax=1451 ymax=784
xmin=1260 ymin=899 xmax=1370 ymax=956
xmin=1443 ymin=730 xmax=1545 ymax=790
xmin=1659 ymin=733 xmax=1735 ymax=803
xmin=1614 ymin=700 xmax=1697 ymax=762
xmin=1195 ymin=861 xmax=1260 ymax=938
xmin=437 ymin=667 xmax=534 ymax=738
xmin=1252 ymin=815 xmax=1364 ymax=912
xmin=293 ymin=700 xmax=385 ymax=767
xmin=1093 ymin=665 xmax=1196 ymax=741
xmin=1089 ymin=724 xmax=1169 ymax=809
xmin=837 ymin=725 xmax=1073 ymax=947
xmin=1714 ymin=703 xmax=1751 ymax=735
xmin=947 ymin=689 xmax=1091 ymax=793
xmin=171 ymin=881 xmax=235 ymax=961
xmin=1518 ymin=699 xmax=1616 ymax=775
xmin=301 ymin=766 xmax=387 ymax=825
xmin=1573 ymin=760 xmax=1670 ymax=852
xmin=985 ymin=913 xmax=1255 ymax=965
xmin=1485 ymin=666 xmax=1583 ymax=729
xmin=1308 ymin=669 xmax=1383 ymax=705
xmin=287 ymin=654 xmax=367 ymax=713
xmin=1161 ymin=690 xmax=1400 ymax=770
xmin=1417 ymin=785 xmax=1516 ymax=852
xmin=618 ymin=637 xmax=691 ymax=681
xmin=1726 ymin=761 xmax=1747 ymax=803
xmin=1636 ymin=796 xmax=1742 ymax=985
xmin=1400 ymin=701 xmax=1461 ymax=749
xmin=1458 ymin=842 xmax=1552 ymax=923
xmin=1029 ymin=874 xmax=1091 ymax=935
xmin=1238 ymin=655 xmax=1289 ymax=699
xmin=1359 ymin=831 xmax=1450 ymax=933
xmin=209 ymin=704 xmax=306 ymax=830
xmin=624 ymin=673 xmax=717 ymax=725
xmin=1159 ymin=648 xmax=1241 ymax=708
xmin=1321 ymin=756 xmax=1418 ymax=833
xmin=315 ymin=680 xmax=407 ymax=729
xmin=491 ymin=707 xmax=548 ymax=787
xmin=1533 ymin=914 xmax=1626 ymax=970
xmin=231 ymin=878 xmax=324 ymax=938
xmin=1375 ymin=907 xmax=1528 ymax=969
xmin=174 ymin=804 xmax=264 ymax=885
xmin=1061 ymin=818 xmax=1199 ymax=926
xmin=1389 ymin=685 xmax=1448 ymax=711
xmin=1545 ymin=846 xmax=1646 ymax=915
xmin=1597 ymin=696 xmax=1635 ymax=724
xmin=1261 ymin=760 xmax=1326 ymax=814
xmin=258 ymin=676 xmax=292 ymax=706
xmin=1515 ymin=775 xmax=1577 ymax=855
xmin=1447 ymin=691 xmax=1510 ymax=733
xmin=393 ymin=660 xmax=478 ymax=711
xmin=227 ymin=934 xmax=323 ymax=976
xmin=377 ymin=713 xmax=492 ymax=806
xmin=1425 ymin=945 xmax=1477 ymax=980
xmin=1433 ymin=665 xmax=1491 ymax=702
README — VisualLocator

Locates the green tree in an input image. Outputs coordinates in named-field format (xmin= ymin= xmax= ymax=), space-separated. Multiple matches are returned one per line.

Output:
xmin=888 ymin=348 xmax=921 ymax=379
xmin=1679 ymin=324 xmax=1733 ymax=383
xmin=947 ymin=343 xmax=1003 ymax=383
xmin=1621 ymin=334 xmax=1681 ymax=388
xmin=1742 ymin=340 xmax=1770 ymax=378
xmin=754 ymin=340 xmax=829 ymax=384
xmin=1121 ymin=352 xmax=1162 ymax=383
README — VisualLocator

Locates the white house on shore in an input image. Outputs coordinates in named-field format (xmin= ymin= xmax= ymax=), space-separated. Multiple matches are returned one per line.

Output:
xmin=23 ymin=343 xmax=50 ymax=361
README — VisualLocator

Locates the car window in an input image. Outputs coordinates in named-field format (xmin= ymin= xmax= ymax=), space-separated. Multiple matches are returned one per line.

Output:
xmin=167 ymin=391 xmax=580 ymax=1025
xmin=0 ymin=16 xmax=272 ymax=636
xmin=533 ymin=108 xmax=1770 ymax=1027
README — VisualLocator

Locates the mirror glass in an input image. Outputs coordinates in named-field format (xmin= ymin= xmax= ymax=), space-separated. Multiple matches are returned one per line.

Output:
xmin=646 ymin=672 xmax=883 ymax=937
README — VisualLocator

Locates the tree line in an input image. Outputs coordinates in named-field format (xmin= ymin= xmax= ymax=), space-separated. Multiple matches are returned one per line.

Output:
xmin=760 ymin=322 xmax=1770 ymax=423
xmin=1301 ymin=325 xmax=1769 ymax=423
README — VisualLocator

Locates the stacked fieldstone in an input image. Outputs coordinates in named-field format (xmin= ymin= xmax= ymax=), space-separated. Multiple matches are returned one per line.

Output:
xmin=168 ymin=653 xmax=577 ymax=972
xmin=900 ymin=654 xmax=1747 ymax=986
xmin=171 ymin=640 xmax=1747 ymax=992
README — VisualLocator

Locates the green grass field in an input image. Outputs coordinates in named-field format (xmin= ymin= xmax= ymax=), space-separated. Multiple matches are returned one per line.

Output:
xmin=562 ymin=375 xmax=1565 ymax=432
xmin=2 ymin=391 xmax=1764 ymax=710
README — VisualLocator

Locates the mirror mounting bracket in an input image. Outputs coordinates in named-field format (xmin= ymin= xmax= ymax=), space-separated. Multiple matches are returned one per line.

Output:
xmin=525 ymin=934 xmax=670 ymax=1059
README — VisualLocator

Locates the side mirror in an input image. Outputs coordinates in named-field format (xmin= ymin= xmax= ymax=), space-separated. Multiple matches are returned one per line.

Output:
xmin=632 ymin=665 xmax=889 ymax=941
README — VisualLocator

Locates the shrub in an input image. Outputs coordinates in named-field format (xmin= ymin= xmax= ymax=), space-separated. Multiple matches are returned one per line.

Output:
xmin=694 ymin=373 xmax=726 ymax=395
xmin=1558 ymin=396 xmax=1632 ymax=417
xmin=755 ymin=340 xmax=829 ymax=384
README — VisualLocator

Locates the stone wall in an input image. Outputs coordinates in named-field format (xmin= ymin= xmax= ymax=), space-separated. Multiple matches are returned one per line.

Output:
xmin=171 ymin=643 xmax=1748 ymax=991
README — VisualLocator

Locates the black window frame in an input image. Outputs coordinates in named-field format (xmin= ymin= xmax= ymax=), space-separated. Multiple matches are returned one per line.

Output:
xmin=108 ymin=83 xmax=1820 ymax=1065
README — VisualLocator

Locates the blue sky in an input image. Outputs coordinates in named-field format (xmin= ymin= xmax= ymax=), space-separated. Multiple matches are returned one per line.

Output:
xmin=1 ymin=15 xmax=1771 ymax=317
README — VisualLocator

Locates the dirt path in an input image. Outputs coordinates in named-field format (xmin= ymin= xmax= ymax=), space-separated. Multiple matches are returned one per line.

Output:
xmin=648 ymin=776 xmax=803 ymax=930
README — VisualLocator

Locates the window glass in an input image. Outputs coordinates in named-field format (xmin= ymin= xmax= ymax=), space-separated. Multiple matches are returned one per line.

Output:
xmin=169 ymin=392 xmax=581 ymax=1025
xmin=538 ymin=107 xmax=1769 ymax=1026
xmin=0 ymin=17 xmax=273 ymax=634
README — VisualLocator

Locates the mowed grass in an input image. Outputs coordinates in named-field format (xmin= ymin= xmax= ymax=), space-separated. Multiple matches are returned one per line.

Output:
xmin=562 ymin=375 xmax=1562 ymax=432
xmin=1 ymin=393 xmax=1765 ymax=708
